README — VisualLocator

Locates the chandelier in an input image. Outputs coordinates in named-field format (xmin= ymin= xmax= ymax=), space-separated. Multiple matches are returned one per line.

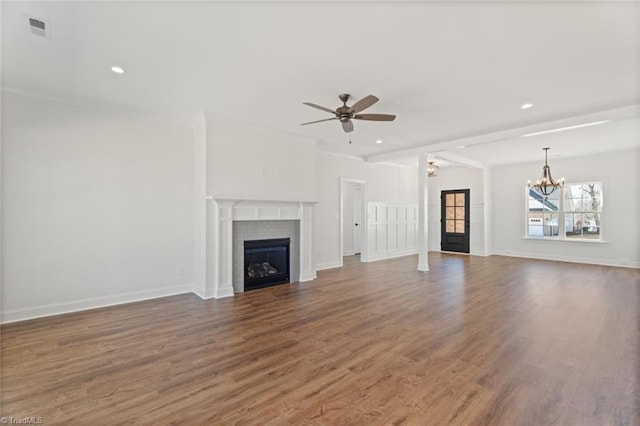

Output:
xmin=427 ymin=161 xmax=439 ymax=177
xmin=528 ymin=147 xmax=564 ymax=197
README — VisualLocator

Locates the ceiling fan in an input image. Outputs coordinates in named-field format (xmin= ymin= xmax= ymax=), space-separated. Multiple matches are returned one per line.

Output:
xmin=301 ymin=93 xmax=396 ymax=133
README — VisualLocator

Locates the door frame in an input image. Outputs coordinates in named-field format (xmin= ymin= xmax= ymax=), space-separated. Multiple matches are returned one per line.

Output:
xmin=440 ymin=188 xmax=471 ymax=253
xmin=339 ymin=178 xmax=368 ymax=265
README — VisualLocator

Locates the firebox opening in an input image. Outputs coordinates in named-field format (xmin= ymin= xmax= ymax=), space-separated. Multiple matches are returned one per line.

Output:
xmin=243 ymin=238 xmax=290 ymax=291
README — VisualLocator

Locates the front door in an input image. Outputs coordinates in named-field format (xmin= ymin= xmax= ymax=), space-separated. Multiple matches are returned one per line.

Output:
xmin=441 ymin=189 xmax=470 ymax=253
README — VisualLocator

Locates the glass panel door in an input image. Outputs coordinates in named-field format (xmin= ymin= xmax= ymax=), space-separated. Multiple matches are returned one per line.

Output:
xmin=441 ymin=189 xmax=470 ymax=253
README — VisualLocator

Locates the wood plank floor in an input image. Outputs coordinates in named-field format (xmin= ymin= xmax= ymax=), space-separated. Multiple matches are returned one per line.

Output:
xmin=2 ymin=253 xmax=639 ymax=425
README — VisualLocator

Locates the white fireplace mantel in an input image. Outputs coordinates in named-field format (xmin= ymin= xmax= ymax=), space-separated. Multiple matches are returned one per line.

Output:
xmin=202 ymin=196 xmax=317 ymax=299
xmin=210 ymin=196 xmax=316 ymax=221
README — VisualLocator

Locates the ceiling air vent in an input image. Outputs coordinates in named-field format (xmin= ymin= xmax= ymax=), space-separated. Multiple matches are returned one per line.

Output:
xmin=27 ymin=15 xmax=49 ymax=38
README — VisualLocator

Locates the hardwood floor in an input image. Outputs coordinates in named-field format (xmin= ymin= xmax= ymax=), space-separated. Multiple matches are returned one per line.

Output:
xmin=2 ymin=253 xmax=639 ymax=425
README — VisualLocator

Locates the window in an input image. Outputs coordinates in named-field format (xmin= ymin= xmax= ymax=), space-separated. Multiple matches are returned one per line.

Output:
xmin=526 ymin=181 xmax=603 ymax=240
xmin=527 ymin=188 xmax=560 ymax=237
xmin=564 ymin=182 xmax=602 ymax=240
xmin=445 ymin=192 xmax=466 ymax=233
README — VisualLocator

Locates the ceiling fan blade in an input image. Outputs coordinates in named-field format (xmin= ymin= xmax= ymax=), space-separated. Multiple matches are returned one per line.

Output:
xmin=303 ymin=102 xmax=336 ymax=115
xmin=350 ymin=95 xmax=379 ymax=113
xmin=342 ymin=121 xmax=354 ymax=133
xmin=300 ymin=117 xmax=337 ymax=126
xmin=353 ymin=113 xmax=396 ymax=122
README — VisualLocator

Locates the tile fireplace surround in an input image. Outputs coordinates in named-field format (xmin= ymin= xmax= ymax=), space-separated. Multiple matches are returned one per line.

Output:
xmin=203 ymin=197 xmax=316 ymax=299
xmin=233 ymin=221 xmax=299 ymax=293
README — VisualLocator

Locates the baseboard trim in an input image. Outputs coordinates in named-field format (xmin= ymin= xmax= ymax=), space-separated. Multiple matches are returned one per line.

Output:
xmin=315 ymin=261 xmax=342 ymax=271
xmin=214 ymin=286 xmax=235 ymax=299
xmin=1 ymin=284 xmax=194 ymax=324
xmin=430 ymin=248 xmax=491 ymax=257
xmin=299 ymin=271 xmax=317 ymax=282
xmin=491 ymin=250 xmax=640 ymax=269
xmin=470 ymin=249 xmax=489 ymax=257
xmin=192 ymin=286 xmax=215 ymax=299
xmin=367 ymin=249 xmax=418 ymax=263
xmin=417 ymin=262 xmax=429 ymax=271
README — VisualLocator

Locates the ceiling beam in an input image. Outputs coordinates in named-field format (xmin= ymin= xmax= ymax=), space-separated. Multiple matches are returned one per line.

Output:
xmin=433 ymin=151 xmax=484 ymax=169
xmin=365 ymin=105 xmax=639 ymax=164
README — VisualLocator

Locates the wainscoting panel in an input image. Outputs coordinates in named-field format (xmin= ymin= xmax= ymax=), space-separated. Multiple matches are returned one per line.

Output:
xmin=367 ymin=203 xmax=418 ymax=262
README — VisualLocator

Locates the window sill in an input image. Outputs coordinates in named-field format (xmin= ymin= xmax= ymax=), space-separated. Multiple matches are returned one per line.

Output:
xmin=521 ymin=237 xmax=609 ymax=245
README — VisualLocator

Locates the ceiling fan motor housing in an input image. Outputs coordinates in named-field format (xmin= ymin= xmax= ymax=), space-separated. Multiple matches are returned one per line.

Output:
xmin=337 ymin=94 xmax=353 ymax=122
xmin=336 ymin=106 xmax=352 ymax=122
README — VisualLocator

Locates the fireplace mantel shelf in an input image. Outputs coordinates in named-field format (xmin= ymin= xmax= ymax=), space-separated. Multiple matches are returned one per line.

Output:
xmin=207 ymin=195 xmax=318 ymax=204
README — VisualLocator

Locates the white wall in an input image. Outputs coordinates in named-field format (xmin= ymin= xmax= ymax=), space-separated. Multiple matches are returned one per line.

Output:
xmin=1 ymin=92 xmax=194 ymax=322
xmin=5 ymin=94 xmax=634 ymax=325
xmin=315 ymin=152 xmax=418 ymax=269
xmin=491 ymin=148 xmax=640 ymax=267
xmin=427 ymin=166 xmax=486 ymax=255
xmin=206 ymin=117 xmax=317 ymax=201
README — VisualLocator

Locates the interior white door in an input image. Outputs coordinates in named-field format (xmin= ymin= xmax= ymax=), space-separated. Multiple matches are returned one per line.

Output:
xmin=352 ymin=186 xmax=362 ymax=254
xmin=342 ymin=183 xmax=354 ymax=255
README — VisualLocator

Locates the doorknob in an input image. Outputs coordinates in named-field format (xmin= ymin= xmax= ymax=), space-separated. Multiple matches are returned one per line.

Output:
xmin=354 ymin=223 xmax=359 ymax=226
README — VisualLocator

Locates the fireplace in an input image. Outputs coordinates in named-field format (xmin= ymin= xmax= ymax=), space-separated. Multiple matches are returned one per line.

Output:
xmin=243 ymin=238 xmax=290 ymax=291
xmin=200 ymin=198 xmax=316 ymax=299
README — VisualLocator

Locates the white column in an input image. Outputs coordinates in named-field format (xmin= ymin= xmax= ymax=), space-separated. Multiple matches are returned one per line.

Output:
xmin=483 ymin=166 xmax=493 ymax=256
xmin=214 ymin=199 xmax=236 ymax=298
xmin=417 ymin=154 xmax=429 ymax=271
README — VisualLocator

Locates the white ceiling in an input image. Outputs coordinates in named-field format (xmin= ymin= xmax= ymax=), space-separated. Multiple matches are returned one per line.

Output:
xmin=2 ymin=1 xmax=639 ymax=165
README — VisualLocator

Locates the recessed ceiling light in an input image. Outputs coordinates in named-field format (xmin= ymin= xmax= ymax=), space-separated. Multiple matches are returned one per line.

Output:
xmin=376 ymin=140 xmax=383 ymax=144
xmin=111 ymin=66 xmax=125 ymax=74
xmin=520 ymin=103 xmax=533 ymax=109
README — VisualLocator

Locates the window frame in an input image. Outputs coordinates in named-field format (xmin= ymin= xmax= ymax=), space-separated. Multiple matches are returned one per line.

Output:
xmin=524 ymin=180 xmax=604 ymax=242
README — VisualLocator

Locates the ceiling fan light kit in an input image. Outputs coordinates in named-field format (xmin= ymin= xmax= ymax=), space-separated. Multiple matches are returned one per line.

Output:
xmin=301 ymin=93 xmax=396 ymax=133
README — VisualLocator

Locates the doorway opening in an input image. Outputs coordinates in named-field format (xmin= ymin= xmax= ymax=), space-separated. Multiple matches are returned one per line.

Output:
xmin=340 ymin=178 xmax=367 ymax=265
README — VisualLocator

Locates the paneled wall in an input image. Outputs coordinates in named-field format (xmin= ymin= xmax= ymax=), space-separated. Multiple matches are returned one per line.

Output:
xmin=367 ymin=203 xmax=418 ymax=262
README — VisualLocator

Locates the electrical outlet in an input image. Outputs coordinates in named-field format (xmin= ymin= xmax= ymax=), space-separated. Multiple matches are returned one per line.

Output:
xmin=177 ymin=266 xmax=185 ymax=277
